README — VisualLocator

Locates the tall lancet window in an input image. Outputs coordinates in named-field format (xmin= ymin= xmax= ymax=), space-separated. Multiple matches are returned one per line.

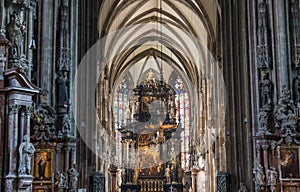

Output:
xmin=174 ymin=77 xmax=190 ymax=169
xmin=113 ymin=78 xmax=131 ymax=160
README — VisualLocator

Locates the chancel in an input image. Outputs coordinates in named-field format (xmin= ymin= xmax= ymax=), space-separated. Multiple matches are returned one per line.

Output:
xmin=0 ymin=0 xmax=299 ymax=192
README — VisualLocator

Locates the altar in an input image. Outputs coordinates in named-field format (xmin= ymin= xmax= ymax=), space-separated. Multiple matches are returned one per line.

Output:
xmin=115 ymin=75 xmax=184 ymax=192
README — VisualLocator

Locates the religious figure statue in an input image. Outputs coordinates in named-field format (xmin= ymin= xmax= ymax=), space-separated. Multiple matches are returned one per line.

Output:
xmin=62 ymin=114 xmax=71 ymax=132
xmin=287 ymin=110 xmax=297 ymax=131
xmin=258 ymin=108 xmax=271 ymax=135
xmin=259 ymin=109 xmax=268 ymax=129
xmin=293 ymin=75 xmax=300 ymax=103
xmin=238 ymin=183 xmax=248 ymax=192
xmin=260 ymin=72 xmax=272 ymax=107
xmin=165 ymin=165 xmax=171 ymax=183
xmin=6 ymin=10 xmax=25 ymax=57
xmin=68 ymin=167 xmax=79 ymax=188
xmin=177 ymin=167 xmax=184 ymax=183
xmin=110 ymin=155 xmax=119 ymax=170
xmin=56 ymin=71 xmax=68 ymax=106
xmin=133 ymin=168 xmax=139 ymax=184
xmin=38 ymin=155 xmax=47 ymax=179
xmin=253 ymin=164 xmax=265 ymax=186
xmin=18 ymin=135 xmax=35 ymax=175
xmin=170 ymin=164 xmax=176 ymax=183
xmin=54 ymin=171 xmax=67 ymax=187
xmin=267 ymin=167 xmax=277 ymax=186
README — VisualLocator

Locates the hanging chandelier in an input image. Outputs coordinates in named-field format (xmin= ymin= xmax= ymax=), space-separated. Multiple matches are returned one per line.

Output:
xmin=133 ymin=70 xmax=178 ymax=129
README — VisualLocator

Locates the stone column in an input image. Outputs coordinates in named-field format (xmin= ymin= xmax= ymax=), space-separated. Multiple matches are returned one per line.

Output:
xmin=5 ymin=104 xmax=20 ymax=191
xmin=191 ymin=169 xmax=199 ymax=192
xmin=70 ymin=147 xmax=76 ymax=167
xmin=56 ymin=144 xmax=63 ymax=172
xmin=262 ymin=145 xmax=269 ymax=169
xmin=257 ymin=145 xmax=263 ymax=165
xmin=24 ymin=106 xmax=32 ymax=136
xmin=19 ymin=110 xmax=25 ymax=143
xmin=109 ymin=168 xmax=118 ymax=192
xmin=122 ymin=139 xmax=130 ymax=183
xmin=64 ymin=147 xmax=71 ymax=171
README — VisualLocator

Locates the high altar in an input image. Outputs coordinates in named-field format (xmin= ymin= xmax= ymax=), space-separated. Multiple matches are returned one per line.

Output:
xmin=112 ymin=73 xmax=185 ymax=192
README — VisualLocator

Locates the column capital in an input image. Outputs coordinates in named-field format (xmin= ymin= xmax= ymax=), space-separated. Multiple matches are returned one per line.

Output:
xmin=8 ymin=104 xmax=21 ymax=112
xmin=63 ymin=147 xmax=71 ymax=153
xmin=24 ymin=106 xmax=33 ymax=114
xmin=261 ymin=145 xmax=269 ymax=150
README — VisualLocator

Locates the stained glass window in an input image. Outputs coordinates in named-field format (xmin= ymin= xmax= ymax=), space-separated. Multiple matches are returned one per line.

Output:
xmin=113 ymin=79 xmax=130 ymax=161
xmin=174 ymin=77 xmax=190 ymax=169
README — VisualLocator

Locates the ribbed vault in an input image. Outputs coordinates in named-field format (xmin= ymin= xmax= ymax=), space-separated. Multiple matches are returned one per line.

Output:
xmin=98 ymin=0 xmax=220 ymax=87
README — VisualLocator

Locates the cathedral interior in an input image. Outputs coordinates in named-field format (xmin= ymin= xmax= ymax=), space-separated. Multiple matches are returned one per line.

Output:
xmin=0 ymin=0 xmax=299 ymax=191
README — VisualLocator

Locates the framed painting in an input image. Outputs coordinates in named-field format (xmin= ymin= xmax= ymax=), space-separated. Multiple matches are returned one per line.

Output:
xmin=278 ymin=146 xmax=300 ymax=181
xmin=33 ymin=150 xmax=54 ymax=181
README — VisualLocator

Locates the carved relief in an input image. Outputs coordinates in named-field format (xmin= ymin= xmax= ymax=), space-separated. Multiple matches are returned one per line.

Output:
xmin=31 ymin=105 xmax=56 ymax=141
xmin=91 ymin=173 xmax=105 ymax=192
xmin=274 ymin=87 xmax=297 ymax=134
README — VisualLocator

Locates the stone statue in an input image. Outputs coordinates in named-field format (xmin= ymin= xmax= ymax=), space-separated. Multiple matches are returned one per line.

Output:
xmin=54 ymin=171 xmax=67 ymax=187
xmin=287 ymin=110 xmax=297 ymax=131
xmin=267 ymin=167 xmax=277 ymax=186
xmin=258 ymin=108 xmax=272 ymax=135
xmin=165 ymin=165 xmax=171 ymax=183
xmin=68 ymin=167 xmax=79 ymax=188
xmin=56 ymin=71 xmax=68 ymax=106
xmin=18 ymin=135 xmax=35 ymax=175
xmin=260 ymin=72 xmax=272 ymax=107
xmin=238 ymin=182 xmax=248 ymax=192
xmin=110 ymin=155 xmax=119 ymax=170
xmin=253 ymin=164 xmax=265 ymax=186
xmin=293 ymin=75 xmax=300 ymax=103
xmin=259 ymin=109 xmax=268 ymax=130
xmin=62 ymin=114 xmax=71 ymax=132
xmin=177 ymin=167 xmax=184 ymax=183
xmin=6 ymin=10 xmax=25 ymax=57
xmin=170 ymin=164 xmax=176 ymax=183
xmin=133 ymin=168 xmax=139 ymax=184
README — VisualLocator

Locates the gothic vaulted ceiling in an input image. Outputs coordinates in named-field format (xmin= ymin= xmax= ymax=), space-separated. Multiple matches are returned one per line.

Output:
xmin=97 ymin=0 xmax=220 ymax=88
